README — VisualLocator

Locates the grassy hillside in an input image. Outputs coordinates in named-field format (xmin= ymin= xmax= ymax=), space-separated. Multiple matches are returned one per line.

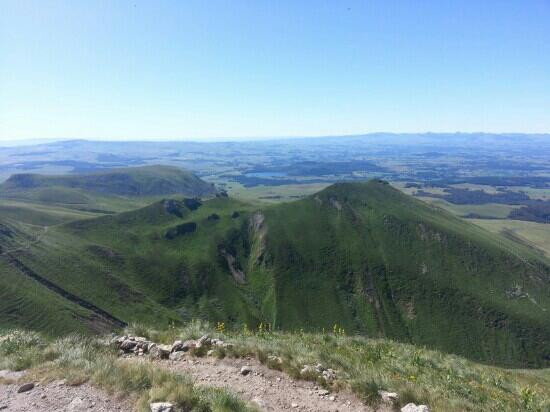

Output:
xmin=1 ymin=181 xmax=549 ymax=368
xmin=0 ymin=165 xmax=217 ymax=199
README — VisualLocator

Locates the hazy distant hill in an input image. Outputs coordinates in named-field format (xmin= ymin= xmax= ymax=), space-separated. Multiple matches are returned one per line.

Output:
xmin=0 ymin=165 xmax=217 ymax=198
xmin=1 ymin=180 xmax=549 ymax=367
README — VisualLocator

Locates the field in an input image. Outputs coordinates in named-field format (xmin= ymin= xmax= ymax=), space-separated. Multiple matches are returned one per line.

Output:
xmin=223 ymin=181 xmax=330 ymax=204
xmin=470 ymin=219 xmax=550 ymax=259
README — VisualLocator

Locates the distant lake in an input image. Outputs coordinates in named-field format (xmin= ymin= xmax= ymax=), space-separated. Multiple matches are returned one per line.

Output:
xmin=246 ymin=171 xmax=288 ymax=178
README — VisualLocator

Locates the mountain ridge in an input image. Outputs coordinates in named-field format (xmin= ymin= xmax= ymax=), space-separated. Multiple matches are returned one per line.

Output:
xmin=1 ymin=180 xmax=549 ymax=367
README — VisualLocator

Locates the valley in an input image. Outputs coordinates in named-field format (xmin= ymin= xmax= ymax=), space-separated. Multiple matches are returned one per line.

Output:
xmin=1 ymin=141 xmax=549 ymax=411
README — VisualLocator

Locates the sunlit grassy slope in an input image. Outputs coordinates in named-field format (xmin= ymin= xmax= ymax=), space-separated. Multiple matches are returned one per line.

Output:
xmin=1 ymin=181 xmax=549 ymax=368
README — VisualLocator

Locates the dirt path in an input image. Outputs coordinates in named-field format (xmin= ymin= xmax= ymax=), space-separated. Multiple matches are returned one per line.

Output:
xmin=130 ymin=355 xmax=387 ymax=412
xmin=0 ymin=371 xmax=132 ymax=412
xmin=1 ymin=355 xmax=388 ymax=411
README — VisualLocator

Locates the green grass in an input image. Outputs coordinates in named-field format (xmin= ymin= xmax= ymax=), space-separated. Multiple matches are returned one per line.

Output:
xmin=2 ymin=181 xmax=549 ymax=368
xmin=470 ymin=219 xmax=550 ymax=258
xmin=417 ymin=197 xmax=519 ymax=219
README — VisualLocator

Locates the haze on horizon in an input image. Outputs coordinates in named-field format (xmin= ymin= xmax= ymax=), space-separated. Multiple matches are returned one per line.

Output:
xmin=1 ymin=0 xmax=549 ymax=142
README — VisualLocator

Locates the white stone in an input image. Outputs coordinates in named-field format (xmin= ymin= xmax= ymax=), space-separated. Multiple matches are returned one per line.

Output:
xmin=240 ymin=365 xmax=252 ymax=375
xmin=379 ymin=390 xmax=399 ymax=403
xmin=150 ymin=402 xmax=174 ymax=412
xmin=401 ymin=403 xmax=430 ymax=412
xmin=67 ymin=397 xmax=86 ymax=412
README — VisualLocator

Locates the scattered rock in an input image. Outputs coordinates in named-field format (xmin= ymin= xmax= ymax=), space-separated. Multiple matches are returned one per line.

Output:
xmin=291 ymin=402 xmax=299 ymax=408
xmin=379 ymin=390 xmax=399 ymax=404
xmin=207 ymin=349 xmax=215 ymax=356
xmin=150 ymin=344 xmax=171 ymax=360
xmin=240 ymin=366 xmax=252 ymax=376
xmin=182 ymin=340 xmax=197 ymax=351
xmin=322 ymin=368 xmax=336 ymax=382
xmin=401 ymin=403 xmax=430 ymax=412
xmin=171 ymin=340 xmax=183 ymax=352
xmin=300 ymin=365 xmax=316 ymax=376
xmin=150 ymin=402 xmax=174 ymax=412
xmin=120 ymin=339 xmax=137 ymax=352
xmin=67 ymin=397 xmax=87 ymax=412
xmin=169 ymin=351 xmax=186 ymax=361
xmin=196 ymin=335 xmax=211 ymax=348
xmin=17 ymin=383 xmax=34 ymax=393
xmin=267 ymin=355 xmax=283 ymax=366
xmin=251 ymin=397 xmax=266 ymax=408
xmin=300 ymin=363 xmax=337 ymax=382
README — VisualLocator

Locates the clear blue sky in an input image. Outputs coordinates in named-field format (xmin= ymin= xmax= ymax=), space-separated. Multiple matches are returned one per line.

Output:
xmin=1 ymin=0 xmax=549 ymax=141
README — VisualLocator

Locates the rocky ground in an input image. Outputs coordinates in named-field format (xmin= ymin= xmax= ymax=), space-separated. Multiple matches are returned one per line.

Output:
xmin=0 ymin=370 xmax=133 ymax=412
xmin=138 ymin=355 xmax=379 ymax=412
xmin=0 ymin=334 xmax=430 ymax=412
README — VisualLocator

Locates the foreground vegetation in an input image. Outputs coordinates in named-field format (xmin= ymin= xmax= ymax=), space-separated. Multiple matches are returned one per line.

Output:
xmin=2 ymin=322 xmax=549 ymax=412
xmin=0 ymin=328 xmax=256 ymax=412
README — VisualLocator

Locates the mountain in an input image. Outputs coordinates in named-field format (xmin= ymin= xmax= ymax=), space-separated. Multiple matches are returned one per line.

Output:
xmin=1 ymin=180 xmax=549 ymax=367
xmin=0 ymin=165 xmax=217 ymax=198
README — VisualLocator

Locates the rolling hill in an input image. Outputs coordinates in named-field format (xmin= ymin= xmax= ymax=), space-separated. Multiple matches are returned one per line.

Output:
xmin=0 ymin=165 xmax=217 ymax=200
xmin=1 ymin=180 xmax=549 ymax=367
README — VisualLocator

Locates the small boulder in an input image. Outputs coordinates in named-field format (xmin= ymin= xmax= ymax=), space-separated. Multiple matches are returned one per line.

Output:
xmin=120 ymin=339 xmax=137 ymax=352
xmin=169 ymin=351 xmax=186 ymax=361
xmin=17 ymin=383 xmax=34 ymax=393
xmin=300 ymin=365 xmax=316 ymax=376
xmin=181 ymin=340 xmax=197 ymax=351
xmin=401 ymin=403 xmax=430 ymax=412
xmin=240 ymin=365 xmax=252 ymax=375
xmin=379 ymin=390 xmax=399 ymax=404
xmin=196 ymin=335 xmax=211 ymax=348
xmin=267 ymin=355 xmax=283 ymax=366
xmin=171 ymin=340 xmax=183 ymax=353
xmin=322 ymin=368 xmax=336 ymax=382
xmin=150 ymin=344 xmax=171 ymax=359
xmin=67 ymin=397 xmax=86 ymax=412
xmin=150 ymin=402 xmax=174 ymax=412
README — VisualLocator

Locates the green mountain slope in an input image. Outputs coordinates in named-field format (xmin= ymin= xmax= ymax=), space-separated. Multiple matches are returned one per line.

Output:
xmin=0 ymin=165 xmax=216 ymax=198
xmin=1 ymin=181 xmax=549 ymax=367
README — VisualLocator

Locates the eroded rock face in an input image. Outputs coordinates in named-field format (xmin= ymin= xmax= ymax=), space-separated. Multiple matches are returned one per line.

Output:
xmin=219 ymin=247 xmax=246 ymax=284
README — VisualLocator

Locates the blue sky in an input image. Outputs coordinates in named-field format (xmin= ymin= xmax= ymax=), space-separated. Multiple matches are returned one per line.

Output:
xmin=1 ymin=0 xmax=549 ymax=141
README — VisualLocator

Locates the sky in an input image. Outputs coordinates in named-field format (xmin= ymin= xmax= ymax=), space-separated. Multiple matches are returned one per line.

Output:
xmin=1 ymin=0 xmax=549 ymax=141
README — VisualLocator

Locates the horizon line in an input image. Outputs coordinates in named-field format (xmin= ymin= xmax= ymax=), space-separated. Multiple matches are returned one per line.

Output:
xmin=2 ymin=131 xmax=550 ymax=146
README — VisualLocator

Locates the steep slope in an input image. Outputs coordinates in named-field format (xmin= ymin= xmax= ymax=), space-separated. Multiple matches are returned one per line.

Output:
xmin=0 ymin=165 xmax=216 ymax=198
xmin=1 ymin=181 xmax=549 ymax=367
xmin=244 ymin=182 xmax=550 ymax=366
